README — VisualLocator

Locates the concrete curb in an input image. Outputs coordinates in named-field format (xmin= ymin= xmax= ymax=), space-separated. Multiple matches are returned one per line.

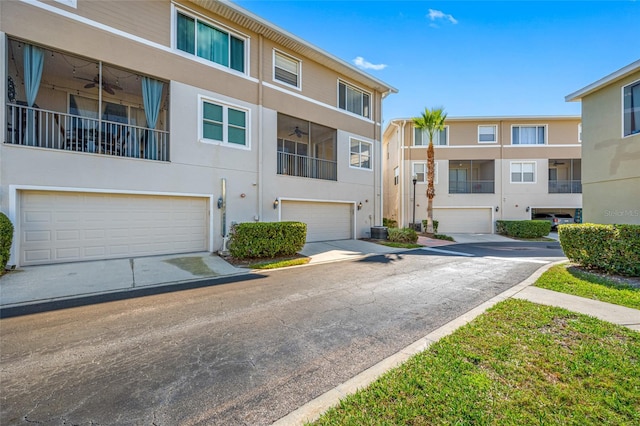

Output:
xmin=272 ymin=259 xmax=564 ymax=425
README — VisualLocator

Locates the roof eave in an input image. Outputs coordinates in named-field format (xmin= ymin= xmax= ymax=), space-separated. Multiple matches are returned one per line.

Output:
xmin=565 ymin=59 xmax=640 ymax=102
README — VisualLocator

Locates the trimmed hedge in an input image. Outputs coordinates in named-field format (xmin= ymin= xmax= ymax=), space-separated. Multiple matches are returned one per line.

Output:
xmin=559 ymin=223 xmax=640 ymax=277
xmin=421 ymin=219 xmax=439 ymax=234
xmin=1 ymin=212 xmax=14 ymax=274
xmin=496 ymin=220 xmax=551 ymax=238
xmin=387 ymin=227 xmax=418 ymax=244
xmin=228 ymin=221 xmax=307 ymax=259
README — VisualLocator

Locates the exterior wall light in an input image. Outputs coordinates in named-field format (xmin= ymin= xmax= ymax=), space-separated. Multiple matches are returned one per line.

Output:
xmin=495 ymin=206 xmax=499 ymax=212
xmin=273 ymin=198 xmax=279 ymax=209
xmin=526 ymin=206 xmax=530 ymax=212
xmin=357 ymin=202 xmax=363 ymax=210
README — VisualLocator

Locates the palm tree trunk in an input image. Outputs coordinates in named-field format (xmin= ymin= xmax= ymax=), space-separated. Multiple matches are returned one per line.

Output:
xmin=426 ymin=141 xmax=436 ymax=233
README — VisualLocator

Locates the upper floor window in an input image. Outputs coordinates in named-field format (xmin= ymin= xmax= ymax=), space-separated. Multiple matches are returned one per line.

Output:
xmin=412 ymin=162 xmax=439 ymax=184
xmin=511 ymin=161 xmax=536 ymax=183
xmin=578 ymin=123 xmax=582 ymax=143
xmin=350 ymin=138 xmax=372 ymax=170
xmin=274 ymin=51 xmax=300 ymax=88
xmin=512 ymin=125 xmax=546 ymax=145
xmin=414 ymin=127 xmax=448 ymax=146
xmin=201 ymin=98 xmax=248 ymax=147
xmin=176 ymin=11 xmax=245 ymax=73
xmin=478 ymin=125 xmax=497 ymax=143
xmin=623 ymin=80 xmax=640 ymax=137
xmin=394 ymin=167 xmax=399 ymax=185
xmin=338 ymin=81 xmax=370 ymax=118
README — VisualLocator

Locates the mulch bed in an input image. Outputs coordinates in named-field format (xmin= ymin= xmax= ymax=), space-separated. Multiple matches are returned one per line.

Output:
xmin=567 ymin=264 xmax=640 ymax=289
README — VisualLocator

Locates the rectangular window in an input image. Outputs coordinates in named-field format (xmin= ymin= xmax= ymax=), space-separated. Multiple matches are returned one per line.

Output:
xmin=512 ymin=125 xmax=546 ymax=145
xmin=478 ymin=125 xmax=497 ymax=143
xmin=414 ymin=127 xmax=448 ymax=146
xmin=274 ymin=51 xmax=300 ymax=88
xmin=511 ymin=161 xmax=536 ymax=183
xmin=338 ymin=81 xmax=370 ymax=118
xmin=176 ymin=11 xmax=245 ymax=72
xmin=394 ymin=167 xmax=399 ymax=185
xmin=412 ymin=162 xmax=438 ymax=183
xmin=578 ymin=123 xmax=582 ymax=143
xmin=350 ymin=138 xmax=372 ymax=169
xmin=623 ymin=80 xmax=640 ymax=137
xmin=201 ymin=99 xmax=247 ymax=146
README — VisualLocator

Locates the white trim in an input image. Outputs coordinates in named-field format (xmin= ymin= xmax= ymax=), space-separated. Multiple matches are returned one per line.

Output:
xmin=52 ymin=0 xmax=76 ymax=8
xmin=276 ymin=197 xmax=357 ymax=239
xmin=509 ymin=160 xmax=537 ymax=184
xmin=8 ymin=185 xmax=215 ymax=267
xmin=263 ymin=81 xmax=376 ymax=125
xmin=272 ymin=48 xmax=302 ymax=91
xmin=410 ymin=161 xmax=439 ymax=185
xmin=622 ymin=78 xmax=640 ymax=139
xmin=478 ymin=124 xmax=498 ymax=144
xmin=338 ymin=79 xmax=373 ymax=120
xmin=566 ymin=59 xmax=640 ymax=102
xmin=198 ymin=95 xmax=251 ymax=150
xmin=348 ymin=137 xmax=373 ymax=171
xmin=504 ymin=144 xmax=581 ymax=148
xmin=405 ymin=144 xmax=499 ymax=149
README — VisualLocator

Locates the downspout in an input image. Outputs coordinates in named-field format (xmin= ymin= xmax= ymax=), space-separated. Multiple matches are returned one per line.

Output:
xmin=257 ymin=34 xmax=264 ymax=221
xmin=400 ymin=120 xmax=406 ymax=228
xmin=499 ymin=120 xmax=504 ymax=231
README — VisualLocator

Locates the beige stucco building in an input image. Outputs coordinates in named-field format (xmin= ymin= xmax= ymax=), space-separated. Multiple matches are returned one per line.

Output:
xmin=383 ymin=116 xmax=582 ymax=233
xmin=1 ymin=0 xmax=396 ymax=267
xmin=566 ymin=60 xmax=640 ymax=225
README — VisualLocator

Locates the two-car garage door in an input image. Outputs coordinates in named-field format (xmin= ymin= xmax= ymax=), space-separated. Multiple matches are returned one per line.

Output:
xmin=19 ymin=191 xmax=209 ymax=266
xmin=281 ymin=200 xmax=353 ymax=242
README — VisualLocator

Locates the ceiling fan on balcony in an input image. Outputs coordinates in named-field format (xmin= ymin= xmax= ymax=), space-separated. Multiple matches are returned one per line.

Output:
xmin=551 ymin=160 xmax=566 ymax=166
xmin=289 ymin=126 xmax=309 ymax=138
xmin=76 ymin=75 xmax=123 ymax=95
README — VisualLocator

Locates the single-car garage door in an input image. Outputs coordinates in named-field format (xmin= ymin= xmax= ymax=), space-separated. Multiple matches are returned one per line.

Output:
xmin=281 ymin=201 xmax=353 ymax=242
xmin=20 ymin=191 xmax=209 ymax=266
xmin=433 ymin=207 xmax=492 ymax=234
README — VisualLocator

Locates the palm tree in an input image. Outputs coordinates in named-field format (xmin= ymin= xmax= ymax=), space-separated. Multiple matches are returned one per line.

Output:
xmin=412 ymin=107 xmax=447 ymax=234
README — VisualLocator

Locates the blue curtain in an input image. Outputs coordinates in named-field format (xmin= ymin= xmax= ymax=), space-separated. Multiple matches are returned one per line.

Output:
xmin=142 ymin=77 xmax=164 ymax=160
xmin=24 ymin=44 xmax=44 ymax=146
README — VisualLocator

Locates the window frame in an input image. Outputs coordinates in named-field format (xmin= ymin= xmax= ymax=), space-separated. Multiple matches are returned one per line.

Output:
xmin=412 ymin=162 xmax=439 ymax=184
xmin=338 ymin=80 xmax=371 ymax=119
xmin=478 ymin=125 xmax=498 ymax=144
xmin=199 ymin=96 xmax=250 ymax=150
xmin=511 ymin=125 xmax=547 ymax=145
xmin=578 ymin=123 xmax=582 ymax=143
xmin=174 ymin=8 xmax=248 ymax=74
xmin=622 ymin=79 xmax=640 ymax=138
xmin=394 ymin=166 xmax=399 ymax=185
xmin=510 ymin=161 xmax=537 ymax=184
xmin=273 ymin=49 xmax=301 ymax=90
xmin=414 ymin=126 xmax=449 ymax=146
xmin=349 ymin=138 xmax=373 ymax=170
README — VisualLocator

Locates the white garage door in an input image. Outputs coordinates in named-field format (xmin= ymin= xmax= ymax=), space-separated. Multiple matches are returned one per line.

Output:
xmin=433 ymin=208 xmax=492 ymax=234
xmin=20 ymin=191 xmax=209 ymax=266
xmin=281 ymin=201 xmax=353 ymax=242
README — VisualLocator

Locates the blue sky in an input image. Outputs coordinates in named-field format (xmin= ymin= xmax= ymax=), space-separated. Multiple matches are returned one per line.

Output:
xmin=234 ymin=0 xmax=639 ymax=123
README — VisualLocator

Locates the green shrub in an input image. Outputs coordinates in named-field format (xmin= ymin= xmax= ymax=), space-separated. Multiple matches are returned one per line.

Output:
xmin=433 ymin=234 xmax=454 ymax=242
xmin=421 ymin=219 xmax=439 ymax=233
xmin=387 ymin=227 xmax=418 ymax=244
xmin=559 ymin=223 xmax=640 ymax=277
xmin=383 ymin=218 xmax=397 ymax=228
xmin=0 ymin=212 xmax=14 ymax=275
xmin=496 ymin=220 xmax=551 ymax=238
xmin=228 ymin=221 xmax=307 ymax=259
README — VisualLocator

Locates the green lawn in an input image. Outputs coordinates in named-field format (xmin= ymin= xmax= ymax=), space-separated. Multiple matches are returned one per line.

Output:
xmin=310 ymin=270 xmax=640 ymax=425
xmin=535 ymin=264 xmax=640 ymax=310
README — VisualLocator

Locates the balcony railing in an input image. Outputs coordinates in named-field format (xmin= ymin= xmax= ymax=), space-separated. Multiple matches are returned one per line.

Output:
xmin=277 ymin=151 xmax=337 ymax=181
xmin=5 ymin=103 xmax=169 ymax=161
xmin=449 ymin=180 xmax=495 ymax=194
xmin=549 ymin=180 xmax=582 ymax=194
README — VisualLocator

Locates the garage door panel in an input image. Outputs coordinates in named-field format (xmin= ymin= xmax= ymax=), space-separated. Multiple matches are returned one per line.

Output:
xmin=20 ymin=191 xmax=209 ymax=266
xmin=281 ymin=201 xmax=352 ymax=242
xmin=434 ymin=208 xmax=492 ymax=234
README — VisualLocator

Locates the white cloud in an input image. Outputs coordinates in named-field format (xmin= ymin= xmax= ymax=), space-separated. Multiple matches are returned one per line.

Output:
xmin=428 ymin=8 xmax=458 ymax=25
xmin=353 ymin=56 xmax=388 ymax=71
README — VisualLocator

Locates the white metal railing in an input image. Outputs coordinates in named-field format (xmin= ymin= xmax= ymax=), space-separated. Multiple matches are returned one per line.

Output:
xmin=449 ymin=180 xmax=495 ymax=194
xmin=549 ymin=180 xmax=582 ymax=194
xmin=5 ymin=103 xmax=169 ymax=161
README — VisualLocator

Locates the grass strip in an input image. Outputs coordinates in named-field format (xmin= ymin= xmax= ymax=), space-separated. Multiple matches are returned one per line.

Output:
xmin=248 ymin=257 xmax=310 ymax=269
xmin=535 ymin=264 xmax=640 ymax=310
xmin=311 ymin=299 xmax=640 ymax=425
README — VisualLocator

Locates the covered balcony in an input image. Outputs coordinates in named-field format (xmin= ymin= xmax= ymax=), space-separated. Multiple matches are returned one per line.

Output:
xmin=549 ymin=159 xmax=582 ymax=193
xmin=448 ymin=160 xmax=495 ymax=194
xmin=5 ymin=39 xmax=169 ymax=161
xmin=276 ymin=113 xmax=337 ymax=181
